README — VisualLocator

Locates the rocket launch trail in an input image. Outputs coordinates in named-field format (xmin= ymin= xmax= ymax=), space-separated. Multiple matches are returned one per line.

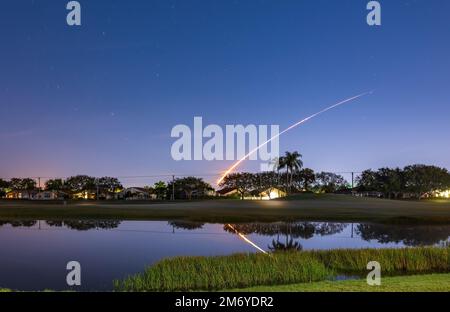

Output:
xmin=217 ymin=91 xmax=373 ymax=184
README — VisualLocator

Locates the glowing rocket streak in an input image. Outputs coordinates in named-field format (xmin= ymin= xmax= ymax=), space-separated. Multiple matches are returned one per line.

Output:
xmin=217 ymin=91 xmax=373 ymax=184
xmin=226 ymin=224 xmax=268 ymax=254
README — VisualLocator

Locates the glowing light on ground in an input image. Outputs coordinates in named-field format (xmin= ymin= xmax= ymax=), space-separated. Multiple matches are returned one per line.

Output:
xmin=217 ymin=91 xmax=373 ymax=184
xmin=435 ymin=190 xmax=450 ymax=198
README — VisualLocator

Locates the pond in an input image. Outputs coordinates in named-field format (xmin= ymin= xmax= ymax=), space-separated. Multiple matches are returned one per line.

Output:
xmin=0 ymin=220 xmax=449 ymax=291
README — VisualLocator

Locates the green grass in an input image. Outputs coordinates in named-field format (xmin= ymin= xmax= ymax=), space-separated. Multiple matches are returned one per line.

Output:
xmin=1 ymin=195 xmax=450 ymax=224
xmin=309 ymin=247 xmax=450 ymax=274
xmin=0 ymin=288 xmax=11 ymax=292
xmin=113 ymin=247 xmax=450 ymax=292
xmin=114 ymin=253 xmax=332 ymax=292
xmin=232 ymin=273 xmax=450 ymax=292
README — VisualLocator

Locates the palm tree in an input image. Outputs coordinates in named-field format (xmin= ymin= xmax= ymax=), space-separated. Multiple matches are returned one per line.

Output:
xmin=278 ymin=151 xmax=303 ymax=193
xmin=153 ymin=181 xmax=167 ymax=200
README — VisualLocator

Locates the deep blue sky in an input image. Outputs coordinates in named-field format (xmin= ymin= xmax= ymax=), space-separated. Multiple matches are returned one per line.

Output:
xmin=1 ymin=0 xmax=449 ymax=186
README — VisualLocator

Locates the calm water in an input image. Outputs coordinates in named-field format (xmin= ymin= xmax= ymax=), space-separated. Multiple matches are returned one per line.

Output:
xmin=0 ymin=220 xmax=449 ymax=291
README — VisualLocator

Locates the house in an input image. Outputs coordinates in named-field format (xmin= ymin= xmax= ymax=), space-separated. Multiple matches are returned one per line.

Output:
xmin=35 ymin=190 xmax=69 ymax=200
xmin=6 ymin=190 xmax=38 ymax=199
xmin=72 ymin=190 xmax=97 ymax=200
xmin=192 ymin=188 xmax=216 ymax=197
xmin=97 ymin=191 xmax=119 ymax=200
xmin=216 ymin=187 xmax=239 ymax=197
xmin=71 ymin=189 xmax=122 ymax=200
xmin=432 ymin=190 xmax=450 ymax=198
xmin=354 ymin=191 xmax=383 ymax=198
xmin=118 ymin=187 xmax=156 ymax=200
xmin=216 ymin=187 xmax=286 ymax=200
xmin=176 ymin=188 xmax=215 ymax=199
xmin=258 ymin=188 xmax=287 ymax=200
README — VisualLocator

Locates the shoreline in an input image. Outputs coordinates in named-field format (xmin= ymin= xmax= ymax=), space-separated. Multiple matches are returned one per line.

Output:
xmin=1 ymin=195 xmax=450 ymax=224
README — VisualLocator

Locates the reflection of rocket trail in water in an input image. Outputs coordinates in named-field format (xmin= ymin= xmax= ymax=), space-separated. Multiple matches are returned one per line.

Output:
xmin=217 ymin=91 xmax=373 ymax=184
xmin=226 ymin=224 xmax=268 ymax=254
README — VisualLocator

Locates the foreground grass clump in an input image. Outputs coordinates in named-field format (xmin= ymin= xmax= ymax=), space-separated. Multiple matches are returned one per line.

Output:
xmin=309 ymin=247 xmax=450 ymax=275
xmin=114 ymin=253 xmax=332 ymax=291
xmin=114 ymin=247 xmax=450 ymax=292
xmin=309 ymin=247 xmax=450 ymax=274
xmin=233 ymin=273 xmax=450 ymax=292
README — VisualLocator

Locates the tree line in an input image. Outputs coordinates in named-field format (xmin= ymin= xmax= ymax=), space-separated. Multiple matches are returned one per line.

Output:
xmin=1 ymin=151 xmax=449 ymax=200
xmin=356 ymin=164 xmax=450 ymax=199
xmin=0 ymin=150 xmax=355 ymax=201
xmin=0 ymin=175 xmax=123 ymax=199
xmin=0 ymin=175 xmax=214 ymax=200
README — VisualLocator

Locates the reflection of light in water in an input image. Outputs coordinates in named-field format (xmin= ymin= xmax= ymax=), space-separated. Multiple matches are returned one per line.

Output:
xmin=226 ymin=224 xmax=268 ymax=254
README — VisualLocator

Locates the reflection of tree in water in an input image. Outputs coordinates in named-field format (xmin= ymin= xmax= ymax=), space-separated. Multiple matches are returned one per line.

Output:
xmin=45 ymin=220 xmax=121 ymax=231
xmin=223 ymin=222 xmax=346 ymax=239
xmin=268 ymin=238 xmax=303 ymax=252
xmin=314 ymin=223 xmax=347 ymax=236
xmin=0 ymin=220 xmax=37 ymax=227
xmin=224 ymin=222 xmax=346 ymax=253
xmin=168 ymin=221 xmax=205 ymax=230
xmin=356 ymin=224 xmax=450 ymax=246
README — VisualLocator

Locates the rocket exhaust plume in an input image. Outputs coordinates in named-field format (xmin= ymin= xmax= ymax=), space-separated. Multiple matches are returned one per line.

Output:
xmin=217 ymin=91 xmax=373 ymax=184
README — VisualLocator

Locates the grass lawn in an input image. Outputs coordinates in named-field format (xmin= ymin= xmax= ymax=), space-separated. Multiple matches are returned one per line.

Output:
xmin=233 ymin=273 xmax=450 ymax=292
xmin=1 ymin=195 xmax=450 ymax=224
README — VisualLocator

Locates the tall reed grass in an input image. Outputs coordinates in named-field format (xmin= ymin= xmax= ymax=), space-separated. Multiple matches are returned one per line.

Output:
xmin=113 ymin=247 xmax=449 ymax=291
xmin=114 ymin=253 xmax=332 ymax=291
xmin=310 ymin=247 xmax=449 ymax=274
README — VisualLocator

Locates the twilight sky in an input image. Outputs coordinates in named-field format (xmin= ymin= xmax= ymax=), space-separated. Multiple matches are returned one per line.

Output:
xmin=1 ymin=0 xmax=449 ymax=186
